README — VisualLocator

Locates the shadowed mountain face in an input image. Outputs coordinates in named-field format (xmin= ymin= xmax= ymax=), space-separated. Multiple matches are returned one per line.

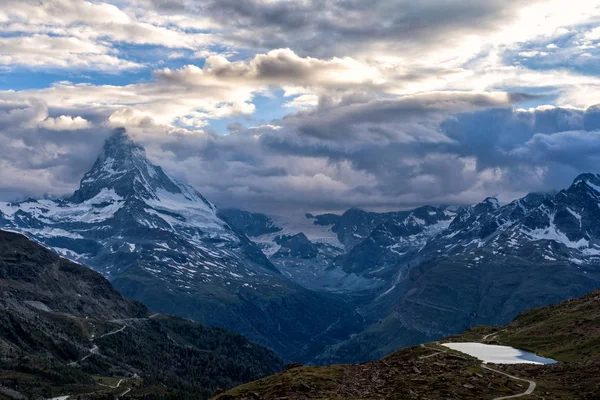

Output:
xmin=0 ymin=130 xmax=362 ymax=362
xmin=0 ymin=229 xmax=146 ymax=320
xmin=0 ymin=230 xmax=283 ymax=400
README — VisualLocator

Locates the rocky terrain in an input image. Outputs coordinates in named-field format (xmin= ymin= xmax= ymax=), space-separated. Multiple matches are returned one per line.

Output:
xmin=0 ymin=230 xmax=283 ymax=399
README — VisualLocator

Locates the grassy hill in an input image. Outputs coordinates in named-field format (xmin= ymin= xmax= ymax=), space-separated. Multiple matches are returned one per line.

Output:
xmin=214 ymin=289 xmax=600 ymax=399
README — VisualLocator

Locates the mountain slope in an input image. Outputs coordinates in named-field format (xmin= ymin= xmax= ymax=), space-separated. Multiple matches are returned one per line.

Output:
xmin=491 ymin=288 xmax=600 ymax=363
xmin=0 ymin=130 xmax=361 ymax=362
xmin=0 ymin=228 xmax=146 ymax=320
xmin=215 ymin=288 xmax=600 ymax=400
xmin=0 ymin=230 xmax=283 ymax=399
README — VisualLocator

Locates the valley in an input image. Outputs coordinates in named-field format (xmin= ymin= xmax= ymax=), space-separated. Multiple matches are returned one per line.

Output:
xmin=215 ymin=288 xmax=600 ymax=399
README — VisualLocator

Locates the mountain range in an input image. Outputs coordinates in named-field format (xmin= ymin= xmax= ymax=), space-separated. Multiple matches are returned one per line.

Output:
xmin=223 ymin=177 xmax=600 ymax=363
xmin=2 ymin=130 xmax=600 ymax=367
xmin=0 ymin=130 xmax=360 ymax=363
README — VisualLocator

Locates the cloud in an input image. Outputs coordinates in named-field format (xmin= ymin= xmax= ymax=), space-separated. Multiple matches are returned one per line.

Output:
xmin=139 ymin=0 xmax=598 ymax=64
xmin=158 ymin=49 xmax=383 ymax=88
xmin=0 ymin=0 xmax=216 ymax=70
xmin=0 ymin=34 xmax=142 ymax=70
xmin=5 ymin=47 xmax=594 ymax=136
xmin=2 ymin=94 xmax=600 ymax=213
xmin=2 ymin=0 xmax=600 ymax=213
xmin=39 ymin=115 xmax=91 ymax=131
xmin=174 ymin=102 xmax=600 ymax=211
xmin=0 ymin=75 xmax=259 ymax=130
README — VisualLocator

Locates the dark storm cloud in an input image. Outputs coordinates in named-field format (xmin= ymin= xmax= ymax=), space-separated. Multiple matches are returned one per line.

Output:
xmin=144 ymin=94 xmax=600 ymax=212
xmin=143 ymin=0 xmax=531 ymax=57
xmin=269 ymin=92 xmax=516 ymax=144
xmin=0 ymin=100 xmax=111 ymax=200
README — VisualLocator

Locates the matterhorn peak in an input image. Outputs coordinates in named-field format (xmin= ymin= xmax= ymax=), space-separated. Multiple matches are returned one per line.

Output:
xmin=101 ymin=128 xmax=143 ymax=159
xmin=69 ymin=129 xmax=209 ymax=207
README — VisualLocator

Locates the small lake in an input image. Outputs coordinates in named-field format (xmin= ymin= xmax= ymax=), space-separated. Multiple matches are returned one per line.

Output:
xmin=442 ymin=342 xmax=557 ymax=365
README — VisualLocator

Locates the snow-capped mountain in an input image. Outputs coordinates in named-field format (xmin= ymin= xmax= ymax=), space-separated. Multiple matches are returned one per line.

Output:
xmin=5 ymin=132 xmax=600 ymax=365
xmin=0 ymin=130 xmax=361 ymax=362
xmin=0 ymin=130 xmax=272 ymax=281
xmin=220 ymin=174 xmax=600 ymax=364
xmin=221 ymin=208 xmax=418 ymax=291
xmin=418 ymin=192 xmax=553 ymax=257
xmin=489 ymin=174 xmax=600 ymax=264
xmin=223 ymin=206 xmax=459 ymax=293
xmin=315 ymin=175 xmax=600 ymax=364
xmin=336 ymin=205 xmax=456 ymax=279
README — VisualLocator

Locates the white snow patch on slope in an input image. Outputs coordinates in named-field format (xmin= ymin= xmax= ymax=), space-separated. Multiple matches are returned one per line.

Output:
xmin=566 ymin=207 xmax=582 ymax=228
xmin=585 ymin=180 xmax=600 ymax=193
xmin=144 ymin=188 xmax=237 ymax=241
xmin=523 ymin=212 xmax=589 ymax=249
xmin=0 ymin=189 xmax=124 ymax=224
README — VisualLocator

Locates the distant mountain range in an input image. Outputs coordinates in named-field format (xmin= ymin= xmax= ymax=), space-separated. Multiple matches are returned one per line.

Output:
xmin=2 ymin=129 xmax=600 ymax=367
xmin=223 ymin=175 xmax=600 ymax=363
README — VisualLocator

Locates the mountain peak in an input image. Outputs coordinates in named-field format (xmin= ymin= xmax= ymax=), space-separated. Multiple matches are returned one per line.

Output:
xmin=102 ymin=128 xmax=143 ymax=159
xmin=70 ymin=129 xmax=155 ymax=202
xmin=571 ymin=173 xmax=600 ymax=190
xmin=472 ymin=197 xmax=500 ymax=214
xmin=482 ymin=197 xmax=500 ymax=207
xmin=70 ymin=129 xmax=206 ymax=206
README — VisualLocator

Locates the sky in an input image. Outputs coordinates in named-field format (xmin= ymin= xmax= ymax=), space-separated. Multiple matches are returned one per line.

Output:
xmin=2 ymin=0 xmax=600 ymax=213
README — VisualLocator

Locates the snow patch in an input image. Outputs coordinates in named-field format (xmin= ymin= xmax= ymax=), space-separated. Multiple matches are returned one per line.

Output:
xmin=524 ymin=212 xmax=589 ymax=249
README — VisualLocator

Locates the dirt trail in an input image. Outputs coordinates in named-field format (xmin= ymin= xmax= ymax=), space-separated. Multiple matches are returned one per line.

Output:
xmin=481 ymin=364 xmax=536 ymax=399
xmin=418 ymin=342 xmax=538 ymax=399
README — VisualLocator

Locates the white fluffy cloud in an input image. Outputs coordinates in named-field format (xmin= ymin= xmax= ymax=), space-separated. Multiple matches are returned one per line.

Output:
xmin=0 ymin=0 xmax=216 ymax=70
xmin=39 ymin=115 xmax=91 ymax=131
xmin=0 ymin=35 xmax=141 ymax=70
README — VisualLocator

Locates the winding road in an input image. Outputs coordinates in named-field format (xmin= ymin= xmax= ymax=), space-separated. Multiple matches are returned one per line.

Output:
xmin=418 ymin=342 xmax=538 ymax=399
xmin=97 ymin=379 xmax=123 ymax=389
xmin=99 ymin=325 xmax=126 ymax=338
xmin=482 ymin=329 xmax=505 ymax=341
xmin=481 ymin=364 xmax=537 ymax=400
xmin=68 ymin=324 xmax=126 ymax=365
